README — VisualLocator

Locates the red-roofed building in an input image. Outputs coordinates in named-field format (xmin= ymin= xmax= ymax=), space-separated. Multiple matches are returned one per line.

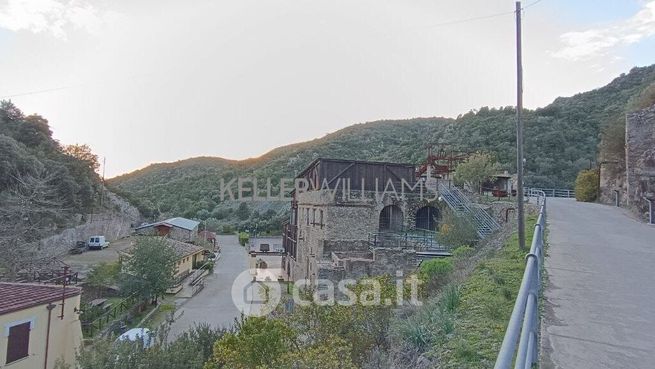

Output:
xmin=0 ymin=283 xmax=82 ymax=369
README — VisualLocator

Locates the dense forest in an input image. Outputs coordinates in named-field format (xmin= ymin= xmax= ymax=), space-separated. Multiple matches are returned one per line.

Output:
xmin=108 ymin=65 xmax=655 ymax=232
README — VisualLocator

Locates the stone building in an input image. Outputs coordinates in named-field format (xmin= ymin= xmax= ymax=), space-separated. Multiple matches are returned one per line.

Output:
xmin=599 ymin=103 xmax=655 ymax=220
xmin=282 ymin=158 xmax=445 ymax=284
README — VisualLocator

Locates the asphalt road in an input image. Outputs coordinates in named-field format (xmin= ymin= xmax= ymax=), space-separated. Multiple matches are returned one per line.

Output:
xmin=168 ymin=235 xmax=248 ymax=338
xmin=541 ymin=198 xmax=655 ymax=369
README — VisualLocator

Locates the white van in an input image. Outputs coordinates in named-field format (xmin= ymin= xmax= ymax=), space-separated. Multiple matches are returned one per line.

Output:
xmin=88 ymin=236 xmax=109 ymax=250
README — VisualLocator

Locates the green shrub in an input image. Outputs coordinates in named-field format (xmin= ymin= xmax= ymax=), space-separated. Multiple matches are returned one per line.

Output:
xmin=193 ymin=260 xmax=214 ymax=273
xmin=420 ymin=259 xmax=454 ymax=292
xmin=391 ymin=297 xmax=456 ymax=351
xmin=452 ymin=246 xmax=474 ymax=259
xmin=238 ymin=231 xmax=249 ymax=246
xmin=575 ymin=169 xmax=599 ymax=202
xmin=420 ymin=259 xmax=454 ymax=281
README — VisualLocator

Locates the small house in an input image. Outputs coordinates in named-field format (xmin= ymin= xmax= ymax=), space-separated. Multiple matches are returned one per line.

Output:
xmin=0 ymin=283 xmax=83 ymax=369
xmin=482 ymin=172 xmax=516 ymax=197
xmin=135 ymin=217 xmax=200 ymax=242
xmin=167 ymin=239 xmax=207 ymax=278
xmin=120 ymin=238 xmax=206 ymax=279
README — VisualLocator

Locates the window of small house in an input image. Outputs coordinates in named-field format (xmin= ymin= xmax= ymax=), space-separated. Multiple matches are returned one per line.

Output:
xmin=6 ymin=321 xmax=30 ymax=364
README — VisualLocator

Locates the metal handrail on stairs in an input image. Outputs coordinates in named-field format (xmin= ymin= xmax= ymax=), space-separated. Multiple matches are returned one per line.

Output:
xmin=437 ymin=183 xmax=501 ymax=237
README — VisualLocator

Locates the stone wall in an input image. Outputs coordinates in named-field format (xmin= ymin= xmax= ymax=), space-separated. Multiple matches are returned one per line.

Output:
xmin=288 ymin=189 xmax=441 ymax=283
xmin=599 ymin=162 xmax=627 ymax=206
xmin=625 ymin=104 xmax=655 ymax=219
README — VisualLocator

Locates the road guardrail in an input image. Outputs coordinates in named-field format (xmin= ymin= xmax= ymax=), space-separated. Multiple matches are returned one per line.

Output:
xmin=494 ymin=189 xmax=546 ymax=369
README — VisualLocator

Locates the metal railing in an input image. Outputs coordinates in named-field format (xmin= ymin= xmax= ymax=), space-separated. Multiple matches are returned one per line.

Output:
xmin=368 ymin=229 xmax=447 ymax=252
xmin=438 ymin=182 xmax=501 ymax=237
xmin=494 ymin=190 xmax=547 ymax=369
xmin=526 ymin=187 xmax=574 ymax=198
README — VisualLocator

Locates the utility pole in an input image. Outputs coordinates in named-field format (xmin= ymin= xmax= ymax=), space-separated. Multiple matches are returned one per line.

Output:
xmin=515 ymin=1 xmax=526 ymax=250
xmin=100 ymin=156 xmax=106 ymax=208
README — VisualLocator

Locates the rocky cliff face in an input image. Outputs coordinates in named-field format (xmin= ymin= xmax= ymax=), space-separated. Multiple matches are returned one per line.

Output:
xmin=625 ymin=104 xmax=655 ymax=220
xmin=39 ymin=189 xmax=142 ymax=258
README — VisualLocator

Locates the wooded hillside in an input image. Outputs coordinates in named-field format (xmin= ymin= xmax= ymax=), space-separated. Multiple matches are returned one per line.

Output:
xmin=108 ymin=65 xmax=655 ymax=232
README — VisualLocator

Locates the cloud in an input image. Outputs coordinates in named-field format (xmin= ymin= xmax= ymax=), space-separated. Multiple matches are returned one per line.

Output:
xmin=0 ymin=0 xmax=113 ymax=39
xmin=553 ymin=1 xmax=655 ymax=61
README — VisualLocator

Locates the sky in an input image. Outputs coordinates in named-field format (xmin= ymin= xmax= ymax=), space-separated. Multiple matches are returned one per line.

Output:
xmin=0 ymin=0 xmax=654 ymax=177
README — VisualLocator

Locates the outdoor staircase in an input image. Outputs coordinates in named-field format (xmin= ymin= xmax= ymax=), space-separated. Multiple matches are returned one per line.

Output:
xmin=437 ymin=182 xmax=501 ymax=238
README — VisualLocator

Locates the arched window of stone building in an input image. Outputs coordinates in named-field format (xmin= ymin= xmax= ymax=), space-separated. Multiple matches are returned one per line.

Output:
xmin=415 ymin=206 xmax=440 ymax=231
xmin=379 ymin=205 xmax=403 ymax=232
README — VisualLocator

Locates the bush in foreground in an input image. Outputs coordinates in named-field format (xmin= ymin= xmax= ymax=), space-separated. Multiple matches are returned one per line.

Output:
xmin=574 ymin=169 xmax=599 ymax=202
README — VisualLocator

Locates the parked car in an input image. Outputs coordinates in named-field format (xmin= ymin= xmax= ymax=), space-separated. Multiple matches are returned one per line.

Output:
xmin=116 ymin=328 xmax=155 ymax=348
xmin=88 ymin=236 xmax=109 ymax=250
xmin=69 ymin=241 xmax=88 ymax=254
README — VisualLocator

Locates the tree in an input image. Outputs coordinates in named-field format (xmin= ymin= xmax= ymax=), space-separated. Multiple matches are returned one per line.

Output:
xmin=17 ymin=114 xmax=54 ymax=149
xmin=454 ymin=152 xmax=500 ymax=193
xmin=119 ymin=237 xmax=177 ymax=303
xmin=0 ymin=171 xmax=64 ymax=279
xmin=63 ymin=325 xmax=226 ymax=369
xmin=63 ymin=144 xmax=100 ymax=173
xmin=236 ymin=202 xmax=251 ymax=220
xmin=204 ymin=317 xmax=297 ymax=369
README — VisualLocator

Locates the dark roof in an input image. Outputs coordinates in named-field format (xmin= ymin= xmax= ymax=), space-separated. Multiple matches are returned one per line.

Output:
xmin=166 ymin=239 xmax=205 ymax=259
xmin=0 ymin=283 xmax=81 ymax=315
xmin=297 ymin=158 xmax=416 ymax=179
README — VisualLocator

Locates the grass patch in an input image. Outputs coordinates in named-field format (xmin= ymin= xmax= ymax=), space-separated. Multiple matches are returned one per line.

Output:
xmin=431 ymin=216 xmax=537 ymax=369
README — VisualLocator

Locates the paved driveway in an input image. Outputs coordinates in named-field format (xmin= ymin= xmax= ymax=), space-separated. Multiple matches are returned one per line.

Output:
xmin=541 ymin=199 xmax=655 ymax=369
xmin=168 ymin=235 xmax=248 ymax=338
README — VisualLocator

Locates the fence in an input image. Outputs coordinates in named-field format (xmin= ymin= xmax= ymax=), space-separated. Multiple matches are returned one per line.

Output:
xmin=81 ymin=293 xmax=141 ymax=337
xmin=494 ymin=190 xmax=546 ymax=369
xmin=526 ymin=187 xmax=574 ymax=198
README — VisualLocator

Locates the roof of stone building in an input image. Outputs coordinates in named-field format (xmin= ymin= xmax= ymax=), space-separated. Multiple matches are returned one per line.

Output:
xmin=0 ymin=283 xmax=81 ymax=315
xmin=166 ymin=239 xmax=206 ymax=259
xmin=122 ymin=237 xmax=205 ymax=260
xmin=135 ymin=217 xmax=200 ymax=231
xmin=297 ymin=157 xmax=416 ymax=179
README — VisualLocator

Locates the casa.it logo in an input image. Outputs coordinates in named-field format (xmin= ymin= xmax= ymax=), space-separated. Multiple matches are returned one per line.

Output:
xmin=231 ymin=268 xmax=282 ymax=317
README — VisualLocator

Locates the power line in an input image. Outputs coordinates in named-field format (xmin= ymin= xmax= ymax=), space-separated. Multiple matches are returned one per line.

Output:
xmin=417 ymin=0 xmax=545 ymax=29
xmin=524 ymin=0 xmax=544 ymax=9
xmin=418 ymin=10 xmax=516 ymax=29
xmin=0 ymin=84 xmax=80 ymax=99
